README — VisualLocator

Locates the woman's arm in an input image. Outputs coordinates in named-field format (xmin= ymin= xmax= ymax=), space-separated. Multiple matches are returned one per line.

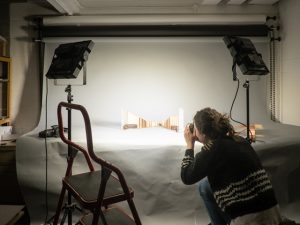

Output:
xmin=181 ymin=144 xmax=214 ymax=185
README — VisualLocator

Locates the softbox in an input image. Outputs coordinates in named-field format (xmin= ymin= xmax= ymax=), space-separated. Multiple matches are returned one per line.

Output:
xmin=46 ymin=40 xmax=94 ymax=79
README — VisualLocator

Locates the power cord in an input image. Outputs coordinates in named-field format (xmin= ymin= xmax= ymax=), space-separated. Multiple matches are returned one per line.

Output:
xmin=44 ymin=78 xmax=49 ymax=224
xmin=229 ymin=78 xmax=245 ymax=126
xmin=230 ymin=63 xmax=254 ymax=141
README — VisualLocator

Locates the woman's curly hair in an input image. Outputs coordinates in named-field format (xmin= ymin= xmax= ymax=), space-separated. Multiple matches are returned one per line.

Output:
xmin=193 ymin=107 xmax=235 ymax=140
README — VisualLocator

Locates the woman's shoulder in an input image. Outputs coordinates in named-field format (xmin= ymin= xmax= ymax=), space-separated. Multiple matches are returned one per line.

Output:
xmin=216 ymin=135 xmax=248 ymax=146
xmin=232 ymin=135 xmax=248 ymax=143
xmin=205 ymin=136 xmax=249 ymax=153
xmin=202 ymin=140 xmax=214 ymax=151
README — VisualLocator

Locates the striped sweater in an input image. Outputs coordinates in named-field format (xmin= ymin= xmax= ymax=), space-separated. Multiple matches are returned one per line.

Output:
xmin=181 ymin=136 xmax=278 ymax=219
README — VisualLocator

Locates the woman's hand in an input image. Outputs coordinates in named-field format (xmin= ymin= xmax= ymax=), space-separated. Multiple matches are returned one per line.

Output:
xmin=184 ymin=123 xmax=196 ymax=149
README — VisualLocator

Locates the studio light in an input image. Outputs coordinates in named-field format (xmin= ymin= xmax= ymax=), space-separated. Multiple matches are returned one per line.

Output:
xmin=223 ymin=36 xmax=269 ymax=76
xmin=46 ymin=40 xmax=94 ymax=79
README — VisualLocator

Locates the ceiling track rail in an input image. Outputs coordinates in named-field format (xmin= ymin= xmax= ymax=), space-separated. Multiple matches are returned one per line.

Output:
xmin=37 ymin=24 xmax=269 ymax=38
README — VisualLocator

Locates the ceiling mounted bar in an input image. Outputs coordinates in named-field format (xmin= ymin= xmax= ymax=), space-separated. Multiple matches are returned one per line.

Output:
xmin=39 ymin=24 xmax=268 ymax=38
xmin=42 ymin=14 xmax=267 ymax=26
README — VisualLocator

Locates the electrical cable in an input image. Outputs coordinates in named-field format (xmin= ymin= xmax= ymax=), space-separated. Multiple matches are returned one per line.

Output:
xmin=230 ymin=63 xmax=253 ymax=141
xmin=44 ymin=78 xmax=49 ymax=224
xmin=270 ymin=30 xmax=276 ymax=121
xmin=229 ymin=78 xmax=254 ymax=140
xmin=269 ymin=30 xmax=274 ymax=121
xmin=229 ymin=78 xmax=244 ymax=127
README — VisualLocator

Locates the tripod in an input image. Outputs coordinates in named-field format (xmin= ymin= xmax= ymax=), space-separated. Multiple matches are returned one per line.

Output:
xmin=62 ymin=85 xmax=82 ymax=225
xmin=47 ymin=85 xmax=82 ymax=225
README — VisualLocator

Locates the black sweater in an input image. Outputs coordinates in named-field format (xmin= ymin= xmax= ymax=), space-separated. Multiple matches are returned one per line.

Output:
xmin=181 ymin=136 xmax=278 ymax=219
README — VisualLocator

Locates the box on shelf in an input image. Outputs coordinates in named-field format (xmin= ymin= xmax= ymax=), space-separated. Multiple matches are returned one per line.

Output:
xmin=0 ymin=126 xmax=12 ymax=141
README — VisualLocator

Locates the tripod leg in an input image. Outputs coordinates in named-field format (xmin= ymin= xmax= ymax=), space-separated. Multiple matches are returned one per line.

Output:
xmin=127 ymin=198 xmax=142 ymax=225
xmin=53 ymin=186 xmax=67 ymax=225
xmin=60 ymin=208 xmax=68 ymax=225
xmin=75 ymin=205 xmax=83 ymax=212
xmin=46 ymin=214 xmax=55 ymax=225
xmin=93 ymin=208 xmax=107 ymax=225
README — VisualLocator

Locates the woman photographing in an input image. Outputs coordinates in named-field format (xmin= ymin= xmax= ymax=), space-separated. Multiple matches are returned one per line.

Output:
xmin=181 ymin=107 xmax=282 ymax=225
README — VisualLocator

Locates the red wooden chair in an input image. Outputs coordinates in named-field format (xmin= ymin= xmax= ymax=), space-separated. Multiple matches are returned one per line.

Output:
xmin=53 ymin=102 xmax=142 ymax=225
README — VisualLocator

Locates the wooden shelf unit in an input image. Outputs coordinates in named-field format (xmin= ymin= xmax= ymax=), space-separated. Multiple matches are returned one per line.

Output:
xmin=0 ymin=56 xmax=11 ymax=125
xmin=0 ymin=141 xmax=24 ymax=204
xmin=0 ymin=141 xmax=30 ymax=224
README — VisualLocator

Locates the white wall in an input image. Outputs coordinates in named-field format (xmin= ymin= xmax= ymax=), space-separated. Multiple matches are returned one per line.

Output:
xmin=279 ymin=0 xmax=300 ymax=125
xmin=40 ymin=38 xmax=270 ymax=129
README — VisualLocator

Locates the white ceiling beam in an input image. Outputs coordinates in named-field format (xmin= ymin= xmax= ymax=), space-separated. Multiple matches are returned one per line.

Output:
xmin=248 ymin=0 xmax=279 ymax=5
xmin=201 ymin=0 xmax=223 ymax=5
xmin=227 ymin=0 xmax=247 ymax=5
xmin=47 ymin=0 xmax=81 ymax=15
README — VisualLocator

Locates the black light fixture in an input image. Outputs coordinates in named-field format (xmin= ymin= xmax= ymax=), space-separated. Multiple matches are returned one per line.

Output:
xmin=46 ymin=40 xmax=94 ymax=79
xmin=223 ymin=36 xmax=269 ymax=76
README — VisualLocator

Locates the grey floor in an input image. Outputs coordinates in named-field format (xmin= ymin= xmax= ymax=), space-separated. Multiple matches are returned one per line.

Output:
xmin=30 ymin=197 xmax=300 ymax=225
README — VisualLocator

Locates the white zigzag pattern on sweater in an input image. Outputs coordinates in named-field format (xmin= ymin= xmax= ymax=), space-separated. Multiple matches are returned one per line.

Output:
xmin=181 ymin=155 xmax=193 ymax=168
xmin=213 ymin=169 xmax=273 ymax=210
xmin=217 ymin=184 xmax=273 ymax=210
xmin=214 ymin=170 xmax=267 ymax=196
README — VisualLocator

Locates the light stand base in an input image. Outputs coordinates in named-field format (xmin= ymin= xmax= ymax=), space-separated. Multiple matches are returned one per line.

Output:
xmin=46 ymin=203 xmax=82 ymax=225
xmin=58 ymin=203 xmax=82 ymax=225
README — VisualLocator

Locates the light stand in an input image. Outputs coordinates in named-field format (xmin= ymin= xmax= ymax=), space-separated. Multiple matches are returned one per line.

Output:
xmin=45 ymin=40 xmax=94 ymax=225
xmin=65 ymin=85 xmax=76 ymax=225
xmin=243 ymin=80 xmax=250 ymax=142
xmin=48 ymin=83 xmax=86 ymax=225
xmin=232 ymin=60 xmax=252 ymax=143
xmin=225 ymin=36 xmax=269 ymax=144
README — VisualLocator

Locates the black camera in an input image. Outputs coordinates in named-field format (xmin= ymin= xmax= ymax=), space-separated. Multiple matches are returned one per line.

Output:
xmin=39 ymin=125 xmax=68 ymax=138
xmin=189 ymin=123 xmax=194 ymax=133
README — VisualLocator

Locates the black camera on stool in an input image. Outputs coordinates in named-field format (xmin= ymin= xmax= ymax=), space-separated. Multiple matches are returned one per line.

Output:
xmin=39 ymin=125 xmax=68 ymax=138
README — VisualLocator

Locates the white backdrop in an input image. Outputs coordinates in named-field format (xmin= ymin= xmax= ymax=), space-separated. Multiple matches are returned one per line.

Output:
xmin=41 ymin=37 xmax=270 ymax=129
